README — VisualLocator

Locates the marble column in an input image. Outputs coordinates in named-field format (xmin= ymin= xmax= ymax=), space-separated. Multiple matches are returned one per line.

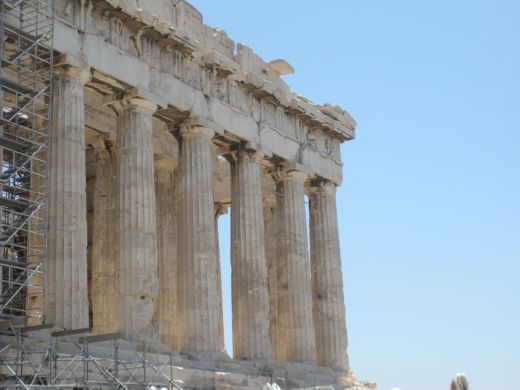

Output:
xmin=263 ymin=192 xmax=280 ymax=360
xmin=46 ymin=66 xmax=90 ymax=330
xmin=91 ymin=139 xmax=118 ymax=334
xmin=309 ymin=180 xmax=349 ymax=371
xmin=276 ymin=168 xmax=317 ymax=365
xmin=230 ymin=146 xmax=271 ymax=360
xmin=155 ymin=163 xmax=177 ymax=349
xmin=113 ymin=97 xmax=158 ymax=341
xmin=177 ymin=126 xmax=220 ymax=354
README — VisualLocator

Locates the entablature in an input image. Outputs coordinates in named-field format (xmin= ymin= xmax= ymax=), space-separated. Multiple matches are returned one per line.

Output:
xmin=52 ymin=0 xmax=353 ymax=184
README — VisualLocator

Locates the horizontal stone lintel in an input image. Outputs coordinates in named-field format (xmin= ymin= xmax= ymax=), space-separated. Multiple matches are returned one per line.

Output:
xmin=87 ymin=0 xmax=355 ymax=136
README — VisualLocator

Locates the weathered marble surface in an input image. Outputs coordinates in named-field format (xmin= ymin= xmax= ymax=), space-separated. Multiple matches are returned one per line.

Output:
xmin=276 ymin=169 xmax=317 ymax=365
xmin=46 ymin=66 xmax=90 ymax=330
xmin=91 ymin=139 xmax=119 ymax=334
xmin=114 ymin=97 xmax=159 ymax=341
xmin=176 ymin=126 xmax=220 ymax=354
xmin=230 ymin=146 xmax=271 ymax=360
xmin=155 ymin=165 xmax=178 ymax=348
xmin=309 ymin=181 xmax=349 ymax=372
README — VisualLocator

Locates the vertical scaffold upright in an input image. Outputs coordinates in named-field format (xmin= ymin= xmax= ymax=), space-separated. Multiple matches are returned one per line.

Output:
xmin=0 ymin=0 xmax=54 ymax=324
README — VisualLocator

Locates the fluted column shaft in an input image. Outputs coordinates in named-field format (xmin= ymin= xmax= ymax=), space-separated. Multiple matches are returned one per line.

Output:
xmin=155 ymin=165 xmax=178 ymax=349
xmin=276 ymin=170 xmax=317 ymax=364
xmin=46 ymin=66 xmax=90 ymax=329
xmin=115 ymin=98 xmax=158 ymax=341
xmin=309 ymin=181 xmax=349 ymax=371
xmin=91 ymin=141 xmax=118 ymax=333
xmin=230 ymin=148 xmax=271 ymax=360
xmin=263 ymin=193 xmax=280 ymax=360
xmin=177 ymin=126 xmax=220 ymax=353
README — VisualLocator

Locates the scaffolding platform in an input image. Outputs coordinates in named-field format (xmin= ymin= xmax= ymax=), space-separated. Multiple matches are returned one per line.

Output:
xmin=1 ymin=0 xmax=53 ymax=324
xmin=0 ymin=327 xmax=291 ymax=390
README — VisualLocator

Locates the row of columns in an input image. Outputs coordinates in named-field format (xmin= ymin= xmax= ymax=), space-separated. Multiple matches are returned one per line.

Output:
xmin=45 ymin=65 xmax=349 ymax=371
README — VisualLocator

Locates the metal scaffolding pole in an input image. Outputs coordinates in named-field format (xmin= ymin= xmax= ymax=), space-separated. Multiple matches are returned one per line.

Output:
xmin=0 ymin=0 xmax=54 ymax=324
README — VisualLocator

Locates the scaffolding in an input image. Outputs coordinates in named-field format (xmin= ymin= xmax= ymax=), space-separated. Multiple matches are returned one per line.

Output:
xmin=0 ymin=323 xmax=292 ymax=389
xmin=0 ymin=0 xmax=53 ymax=322
xmin=0 ymin=325 xmax=185 ymax=389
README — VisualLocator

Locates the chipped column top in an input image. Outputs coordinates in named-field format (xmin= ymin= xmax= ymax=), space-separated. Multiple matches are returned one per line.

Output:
xmin=102 ymin=0 xmax=356 ymax=140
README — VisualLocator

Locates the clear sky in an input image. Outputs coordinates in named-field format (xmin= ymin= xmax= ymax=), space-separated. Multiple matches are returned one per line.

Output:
xmin=188 ymin=1 xmax=520 ymax=389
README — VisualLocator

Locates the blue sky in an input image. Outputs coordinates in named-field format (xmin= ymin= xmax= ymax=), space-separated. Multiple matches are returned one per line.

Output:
xmin=188 ymin=1 xmax=520 ymax=389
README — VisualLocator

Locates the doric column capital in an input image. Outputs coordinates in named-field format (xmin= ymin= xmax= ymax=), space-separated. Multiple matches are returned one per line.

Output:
xmin=91 ymin=136 xmax=113 ymax=160
xmin=274 ymin=161 xmax=313 ymax=183
xmin=53 ymin=64 xmax=91 ymax=85
xmin=226 ymin=141 xmax=268 ymax=164
xmin=308 ymin=178 xmax=337 ymax=196
xmin=180 ymin=125 xmax=214 ymax=141
xmin=277 ymin=168 xmax=306 ymax=182
xmin=282 ymin=169 xmax=307 ymax=182
xmin=181 ymin=115 xmax=224 ymax=136
xmin=109 ymin=97 xmax=157 ymax=115
xmin=239 ymin=148 xmax=263 ymax=163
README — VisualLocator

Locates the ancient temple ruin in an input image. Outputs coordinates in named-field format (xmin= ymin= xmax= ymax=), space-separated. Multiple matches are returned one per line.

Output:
xmin=0 ymin=1 xmax=375 ymax=389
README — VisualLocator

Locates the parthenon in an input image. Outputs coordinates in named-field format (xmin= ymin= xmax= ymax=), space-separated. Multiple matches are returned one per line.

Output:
xmin=0 ymin=1 xmax=375 ymax=389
